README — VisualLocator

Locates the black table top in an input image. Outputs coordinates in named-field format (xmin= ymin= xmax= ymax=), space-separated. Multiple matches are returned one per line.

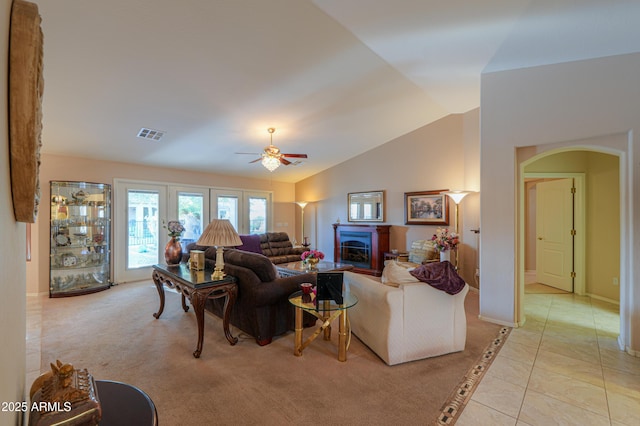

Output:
xmin=153 ymin=263 xmax=235 ymax=288
xmin=96 ymin=380 xmax=157 ymax=426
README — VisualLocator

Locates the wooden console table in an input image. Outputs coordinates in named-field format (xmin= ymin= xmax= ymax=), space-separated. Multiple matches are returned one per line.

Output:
xmin=152 ymin=263 xmax=238 ymax=358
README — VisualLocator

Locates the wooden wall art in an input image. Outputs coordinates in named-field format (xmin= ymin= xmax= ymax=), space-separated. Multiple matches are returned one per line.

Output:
xmin=9 ymin=0 xmax=44 ymax=223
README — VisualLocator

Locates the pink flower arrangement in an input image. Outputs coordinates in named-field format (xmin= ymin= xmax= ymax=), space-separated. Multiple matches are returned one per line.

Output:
xmin=432 ymin=228 xmax=459 ymax=252
xmin=301 ymin=250 xmax=325 ymax=261
xmin=164 ymin=220 xmax=185 ymax=240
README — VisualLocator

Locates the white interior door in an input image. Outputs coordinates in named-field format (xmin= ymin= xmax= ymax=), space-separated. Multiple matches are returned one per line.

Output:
xmin=536 ymin=178 xmax=574 ymax=292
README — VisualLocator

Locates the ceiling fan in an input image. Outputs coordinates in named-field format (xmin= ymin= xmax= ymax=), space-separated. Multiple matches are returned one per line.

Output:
xmin=236 ymin=128 xmax=308 ymax=172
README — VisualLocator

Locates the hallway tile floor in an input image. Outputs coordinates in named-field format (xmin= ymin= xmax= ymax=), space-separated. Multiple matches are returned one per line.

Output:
xmin=457 ymin=291 xmax=640 ymax=425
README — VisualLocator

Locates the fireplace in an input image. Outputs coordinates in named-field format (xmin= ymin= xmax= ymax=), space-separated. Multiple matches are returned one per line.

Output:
xmin=333 ymin=223 xmax=390 ymax=276
xmin=339 ymin=232 xmax=372 ymax=269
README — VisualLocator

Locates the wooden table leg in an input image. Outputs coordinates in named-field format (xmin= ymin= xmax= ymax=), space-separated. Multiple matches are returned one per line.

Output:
xmin=191 ymin=285 xmax=238 ymax=357
xmin=190 ymin=291 xmax=207 ymax=358
xmin=220 ymin=286 xmax=239 ymax=346
xmin=152 ymin=271 xmax=165 ymax=319
xmin=181 ymin=294 xmax=189 ymax=312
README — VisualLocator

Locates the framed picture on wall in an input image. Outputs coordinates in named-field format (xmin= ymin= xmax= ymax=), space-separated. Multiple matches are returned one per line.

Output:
xmin=404 ymin=190 xmax=449 ymax=225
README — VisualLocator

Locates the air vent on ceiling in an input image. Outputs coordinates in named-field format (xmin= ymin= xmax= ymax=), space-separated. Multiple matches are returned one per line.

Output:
xmin=137 ymin=127 xmax=165 ymax=141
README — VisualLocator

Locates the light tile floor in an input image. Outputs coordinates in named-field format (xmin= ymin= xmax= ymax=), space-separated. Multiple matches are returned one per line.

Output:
xmin=457 ymin=290 xmax=640 ymax=426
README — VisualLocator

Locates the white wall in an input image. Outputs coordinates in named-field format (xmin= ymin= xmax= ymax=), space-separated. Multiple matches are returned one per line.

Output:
xmin=1 ymin=0 xmax=28 ymax=423
xmin=295 ymin=110 xmax=481 ymax=285
xmin=481 ymin=53 xmax=639 ymax=354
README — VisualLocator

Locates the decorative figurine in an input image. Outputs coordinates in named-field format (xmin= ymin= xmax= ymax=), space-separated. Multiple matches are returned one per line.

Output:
xmin=29 ymin=360 xmax=101 ymax=426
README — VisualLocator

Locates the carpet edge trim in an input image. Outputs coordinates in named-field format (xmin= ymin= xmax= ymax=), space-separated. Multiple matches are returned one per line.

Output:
xmin=435 ymin=326 xmax=512 ymax=425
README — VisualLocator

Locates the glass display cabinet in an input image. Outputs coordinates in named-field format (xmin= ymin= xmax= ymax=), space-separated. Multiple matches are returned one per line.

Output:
xmin=49 ymin=181 xmax=112 ymax=297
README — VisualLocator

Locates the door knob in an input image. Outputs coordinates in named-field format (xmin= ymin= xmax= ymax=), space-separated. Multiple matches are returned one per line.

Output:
xmin=537 ymin=237 xmax=543 ymax=240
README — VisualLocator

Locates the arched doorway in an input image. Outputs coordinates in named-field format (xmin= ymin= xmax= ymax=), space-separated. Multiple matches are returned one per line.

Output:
xmin=517 ymin=146 xmax=622 ymax=342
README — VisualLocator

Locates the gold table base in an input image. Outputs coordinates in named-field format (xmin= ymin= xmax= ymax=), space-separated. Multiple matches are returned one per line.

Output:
xmin=293 ymin=300 xmax=351 ymax=362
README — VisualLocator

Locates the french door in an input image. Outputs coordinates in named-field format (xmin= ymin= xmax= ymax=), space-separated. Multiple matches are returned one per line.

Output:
xmin=114 ymin=181 xmax=167 ymax=283
xmin=210 ymin=189 xmax=272 ymax=234
xmin=168 ymin=186 xmax=210 ymax=247
xmin=245 ymin=191 xmax=271 ymax=234
xmin=115 ymin=180 xmax=271 ymax=282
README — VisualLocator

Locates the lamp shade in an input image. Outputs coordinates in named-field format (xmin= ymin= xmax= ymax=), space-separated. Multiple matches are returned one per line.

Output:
xmin=295 ymin=201 xmax=308 ymax=209
xmin=197 ymin=219 xmax=243 ymax=247
xmin=441 ymin=190 xmax=472 ymax=205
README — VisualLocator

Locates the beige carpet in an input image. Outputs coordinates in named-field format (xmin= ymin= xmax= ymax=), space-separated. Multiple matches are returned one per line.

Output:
xmin=38 ymin=281 xmax=504 ymax=425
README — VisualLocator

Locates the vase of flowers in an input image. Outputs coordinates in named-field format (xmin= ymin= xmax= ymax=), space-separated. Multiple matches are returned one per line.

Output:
xmin=431 ymin=228 xmax=459 ymax=263
xmin=301 ymin=249 xmax=324 ymax=270
xmin=164 ymin=220 xmax=185 ymax=265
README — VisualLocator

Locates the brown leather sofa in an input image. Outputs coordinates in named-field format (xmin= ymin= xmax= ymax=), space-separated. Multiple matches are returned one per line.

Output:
xmin=183 ymin=243 xmax=316 ymax=345
xmin=236 ymin=232 xmax=306 ymax=264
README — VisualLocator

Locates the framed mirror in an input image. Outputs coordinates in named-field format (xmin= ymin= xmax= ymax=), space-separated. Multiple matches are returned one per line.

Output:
xmin=348 ymin=190 xmax=384 ymax=222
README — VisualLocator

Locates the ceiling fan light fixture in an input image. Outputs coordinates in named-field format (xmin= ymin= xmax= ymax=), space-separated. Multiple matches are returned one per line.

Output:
xmin=236 ymin=127 xmax=306 ymax=171
xmin=261 ymin=155 xmax=280 ymax=172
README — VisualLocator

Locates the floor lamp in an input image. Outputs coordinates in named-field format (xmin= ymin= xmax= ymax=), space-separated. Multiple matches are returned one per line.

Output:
xmin=441 ymin=190 xmax=472 ymax=268
xmin=295 ymin=201 xmax=309 ymax=247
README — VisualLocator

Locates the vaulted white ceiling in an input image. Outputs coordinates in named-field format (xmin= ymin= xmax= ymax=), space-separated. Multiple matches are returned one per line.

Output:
xmin=32 ymin=0 xmax=640 ymax=182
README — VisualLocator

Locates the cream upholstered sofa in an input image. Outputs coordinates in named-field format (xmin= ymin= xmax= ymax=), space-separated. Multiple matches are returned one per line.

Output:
xmin=343 ymin=262 xmax=468 ymax=365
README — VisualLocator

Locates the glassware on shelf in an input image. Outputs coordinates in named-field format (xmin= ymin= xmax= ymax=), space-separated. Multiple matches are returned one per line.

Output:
xmin=49 ymin=181 xmax=112 ymax=297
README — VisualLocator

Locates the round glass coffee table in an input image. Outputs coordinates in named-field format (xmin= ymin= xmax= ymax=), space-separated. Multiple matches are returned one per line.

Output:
xmin=288 ymin=290 xmax=358 ymax=362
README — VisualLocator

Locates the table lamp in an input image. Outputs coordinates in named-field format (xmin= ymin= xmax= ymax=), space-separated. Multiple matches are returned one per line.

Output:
xmin=196 ymin=219 xmax=242 ymax=280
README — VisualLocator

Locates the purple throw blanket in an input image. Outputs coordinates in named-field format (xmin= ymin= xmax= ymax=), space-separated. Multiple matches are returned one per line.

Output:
xmin=409 ymin=261 xmax=466 ymax=295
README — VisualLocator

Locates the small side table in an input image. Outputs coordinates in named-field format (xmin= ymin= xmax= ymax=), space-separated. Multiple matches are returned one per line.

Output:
xmin=152 ymin=263 xmax=238 ymax=358
xmin=288 ymin=290 xmax=358 ymax=362
xmin=96 ymin=380 xmax=158 ymax=426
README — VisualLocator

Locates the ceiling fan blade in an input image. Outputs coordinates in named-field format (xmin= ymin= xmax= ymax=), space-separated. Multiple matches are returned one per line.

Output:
xmin=279 ymin=157 xmax=291 ymax=165
xmin=281 ymin=153 xmax=308 ymax=158
xmin=236 ymin=152 xmax=260 ymax=155
xmin=249 ymin=158 xmax=262 ymax=163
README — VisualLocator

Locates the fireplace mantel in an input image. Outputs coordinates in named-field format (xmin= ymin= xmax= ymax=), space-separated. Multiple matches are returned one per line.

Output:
xmin=333 ymin=223 xmax=390 ymax=276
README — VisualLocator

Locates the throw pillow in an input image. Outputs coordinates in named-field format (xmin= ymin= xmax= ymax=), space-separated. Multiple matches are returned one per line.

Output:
xmin=237 ymin=234 xmax=262 ymax=254
xmin=381 ymin=260 xmax=420 ymax=287
xmin=408 ymin=240 xmax=428 ymax=263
